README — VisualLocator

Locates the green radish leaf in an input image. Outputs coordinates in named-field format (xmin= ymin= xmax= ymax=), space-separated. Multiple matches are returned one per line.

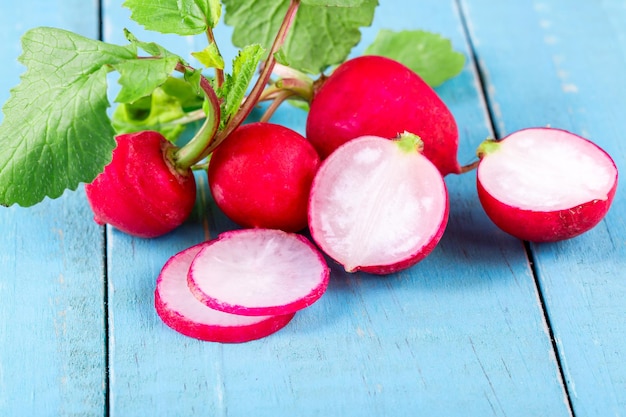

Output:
xmin=217 ymin=44 xmax=265 ymax=126
xmin=223 ymin=0 xmax=377 ymax=74
xmin=112 ymin=76 xmax=205 ymax=141
xmin=286 ymin=99 xmax=310 ymax=112
xmin=0 ymin=27 xmax=136 ymax=207
xmin=301 ymin=0 xmax=367 ymax=5
xmin=192 ymin=43 xmax=225 ymax=70
xmin=274 ymin=49 xmax=291 ymax=67
xmin=364 ymin=29 xmax=466 ymax=87
xmin=160 ymin=76 xmax=205 ymax=110
xmin=182 ymin=68 xmax=205 ymax=98
xmin=123 ymin=29 xmax=182 ymax=60
xmin=113 ymin=56 xmax=180 ymax=103
xmin=113 ymin=88 xmax=187 ymax=141
xmin=206 ymin=0 xmax=222 ymax=27
xmin=123 ymin=0 xmax=222 ymax=35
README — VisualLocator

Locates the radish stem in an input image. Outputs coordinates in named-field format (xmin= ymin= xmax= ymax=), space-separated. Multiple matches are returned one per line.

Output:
xmin=210 ymin=0 xmax=301 ymax=153
xmin=259 ymin=90 xmax=296 ymax=123
xmin=206 ymin=27 xmax=225 ymax=88
xmin=258 ymin=77 xmax=313 ymax=103
xmin=459 ymin=160 xmax=480 ymax=174
xmin=171 ymin=63 xmax=222 ymax=170
xmin=168 ymin=0 xmax=301 ymax=166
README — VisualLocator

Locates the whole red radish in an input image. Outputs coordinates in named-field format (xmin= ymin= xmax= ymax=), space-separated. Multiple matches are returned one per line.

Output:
xmin=208 ymin=122 xmax=320 ymax=232
xmin=85 ymin=131 xmax=196 ymax=238
xmin=188 ymin=228 xmax=330 ymax=316
xmin=476 ymin=127 xmax=618 ymax=242
xmin=155 ymin=242 xmax=295 ymax=343
xmin=308 ymin=133 xmax=449 ymax=274
xmin=306 ymin=55 xmax=460 ymax=176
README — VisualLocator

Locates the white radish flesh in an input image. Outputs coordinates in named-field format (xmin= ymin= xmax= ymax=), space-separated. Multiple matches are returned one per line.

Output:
xmin=155 ymin=242 xmax=295 ymax=343
xmin=308 ymin=134 xmax=449 ymax=274
xmin=476 ymin=127 xmax=618 ymax=242
xmin=188 ymin=229 xmax=330 ymax=316
xmin=478 ymin=128 xmax=616 ymax=210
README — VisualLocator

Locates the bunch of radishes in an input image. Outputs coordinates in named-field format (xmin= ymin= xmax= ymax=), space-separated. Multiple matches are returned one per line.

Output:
xmin=85 ymin=50 xmax=618 ymax=343
xmin=0 ymin=0 xmax=616 ymax=344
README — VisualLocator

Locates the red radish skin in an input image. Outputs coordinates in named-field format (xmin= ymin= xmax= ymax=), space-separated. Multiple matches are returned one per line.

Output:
xmin=306 ymin=55 xmax=461 ymax=176
xmin=208 ymin=122 xmax=320 ymax=232
xmin=308 ymin=134 xmax=449 ymax=275
xmin=476 ymin=128 xmax=618 ymax=242
xmin=188 ymin=228 xmax=330 ymax=316
xmin=155 ymin=242 xmax=295 ymax=343
xmin=85 ymin=131 xmax=196 ymax=238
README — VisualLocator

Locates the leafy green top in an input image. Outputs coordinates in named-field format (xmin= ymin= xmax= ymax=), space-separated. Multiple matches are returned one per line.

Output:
xmin=0 ymin=28 xmax=136 ymax=207
xmin=122 ymin=0 xmax=222 ymax=35
xmin=364 ymin=29 xmax=465 ymax=87
xmin=0 ymin=0 xmax=466 ymax=207
xmin=223 ymin=0 xmax=377 ymax=75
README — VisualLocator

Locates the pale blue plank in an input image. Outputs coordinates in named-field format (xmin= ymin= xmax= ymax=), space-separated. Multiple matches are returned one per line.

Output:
xmin=0 ymin=0 xmax=100 ymax=115
xmin=103 ymin=1 xmax=572 ymax=416
xmin=0 ymin=1 xmax=106 ymax=416
xmin=0 ymin=196 xmax=106 ymax=416
xmin=460 ymin=0 xmax=626 ymax=415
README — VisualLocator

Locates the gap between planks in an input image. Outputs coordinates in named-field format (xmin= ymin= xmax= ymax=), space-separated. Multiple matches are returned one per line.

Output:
xmin=454 ymin=0 xmax=577 ymax=415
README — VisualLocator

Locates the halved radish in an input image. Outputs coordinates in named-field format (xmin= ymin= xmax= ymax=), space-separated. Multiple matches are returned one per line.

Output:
xmin=188 ymin=229 xmax=330 ymax=316
xmin=155 ymin=242 xmax=295 ymax=343
xmin=476 ymin=127 xmax=618 ymax=242
xmin=308 ymin=133 xmax=449 ymax=274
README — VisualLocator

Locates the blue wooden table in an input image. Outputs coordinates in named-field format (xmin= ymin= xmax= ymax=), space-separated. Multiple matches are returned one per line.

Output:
xmin=1 ymin=1 xmax=625 ymax=416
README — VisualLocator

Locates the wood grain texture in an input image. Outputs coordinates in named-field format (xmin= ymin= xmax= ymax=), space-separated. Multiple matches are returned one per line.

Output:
xmin=0 ymin=2 xmax=106 ymax=416
xmin=460 ymin=0 xmax=626 ymax=415
xmin=3 ymin=0 xmax=624 ymax=415
xmin=0 ymin=197 xmax=107 ymax=417
xmin=101 ymin=1 xmax=571 ymax=416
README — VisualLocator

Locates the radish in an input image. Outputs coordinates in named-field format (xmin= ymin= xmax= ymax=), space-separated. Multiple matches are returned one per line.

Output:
xmin=155 ymin=242 xmax=295 ymax=343
xmin=188 ymin=228 xmax=330 ymax=316
xmin=476 ymin=127 xmax=618 ymax=242
xmin=208 ymin=122 xmax=321 ymax=232
xmin=305 ymin=55 xmax=461 ymax=176
xmin=85 ymin=131 xmax=196 ymax=238
xmin=308 ymin=133 xmax=449 ymax=274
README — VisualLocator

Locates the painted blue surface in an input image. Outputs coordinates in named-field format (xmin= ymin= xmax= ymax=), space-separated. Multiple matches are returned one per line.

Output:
xmin=459 ymin=1 xmax=626 ymax=415
xmin=0 ymin=2 xmax=106 ymax=416
xmin=0 ymin=0 xmax=624 ymax=416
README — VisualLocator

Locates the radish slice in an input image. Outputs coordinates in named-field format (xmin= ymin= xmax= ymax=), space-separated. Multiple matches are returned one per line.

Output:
xmin=155 ymin=242 xmax=295 ymax=343
xmin=308 ymin=134 xmax=449 ymax=275
xmin=188 ymin=229 xmax=330 ymax=316
xmin=477 ymin=127 xmax=618 ymax=242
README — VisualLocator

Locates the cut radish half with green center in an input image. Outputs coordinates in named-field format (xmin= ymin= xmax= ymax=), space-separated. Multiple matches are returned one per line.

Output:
xmin=155 ymin=243 xmax=295 ymax=343
xmin=308 ymin=134 xmax=449 ymax=274
xmin=188 ymin=229 xmax=330 ymax=316
xmin=477 ymin=127 xmax=618 ymax=242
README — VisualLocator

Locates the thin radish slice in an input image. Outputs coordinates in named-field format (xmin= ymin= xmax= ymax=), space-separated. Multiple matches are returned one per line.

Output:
xmin=477 ymin=127 xmax=618 ymax=242
xmin=308 ymin=134 xmax=449 ymax=274
xmin=188 ymin=229 xmax=330 ymax=316
xmin=155 ymin=242 xmax=295 ymax=343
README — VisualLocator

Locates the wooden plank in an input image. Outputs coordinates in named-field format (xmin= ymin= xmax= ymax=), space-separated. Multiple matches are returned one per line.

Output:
xmin=102 ymin=1 xmax=574 ymax=416
xmin=0 ymin=2 xmax=106 ymax=416
xmin=0 ymin=200 xmax=107 ymax=417
xmin=0 ymin=0 xmax=101 ymax=108
xmin=459 ymin=0 xmax=626 ymax=415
